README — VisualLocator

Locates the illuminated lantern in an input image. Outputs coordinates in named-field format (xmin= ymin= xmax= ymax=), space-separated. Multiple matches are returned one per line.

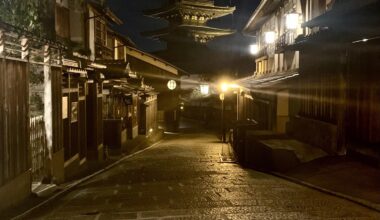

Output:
xmin=265 ymin=31 xmax=276 ymax=44
xmin=249 ymin=44 xmax=259 ymax=55
xmin=286 ymin=13 xmax=299 ymax=30
xmin=167 ymin=80 xmax=177 ymax=90
xmin=200 ymin=84 xmax=209 ymax=95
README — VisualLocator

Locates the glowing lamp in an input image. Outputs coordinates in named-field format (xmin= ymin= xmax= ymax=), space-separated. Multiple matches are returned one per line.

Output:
xmin=219 ymin=93 xmax=225 ymax=101
xmin=220 ymin=83 xmax=229 ymax=92
xmin=265 ymin=31 xmax=276 ymax=44
xmin=200 ymin=84 xmax=209 ymax=95
xmin=167 ymin=80 xmax=177 ymax=90
xmin=249 ymin=44 xmax=259 ymax=55
xmin=286 ymin=13 xmax=299 ymax=30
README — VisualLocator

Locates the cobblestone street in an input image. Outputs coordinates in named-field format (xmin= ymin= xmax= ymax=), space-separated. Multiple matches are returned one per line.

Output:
xmin=30 ymin=129 xmax=380 ymax=219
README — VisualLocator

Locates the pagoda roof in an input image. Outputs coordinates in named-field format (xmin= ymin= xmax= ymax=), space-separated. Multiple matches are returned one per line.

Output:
xmin=145 ymin=1 xmax=235 ymax=20
xmin=142 ymin=25 xmax=235 ymax=40
xmin=179 ymin=25 xmax=235 ymax=36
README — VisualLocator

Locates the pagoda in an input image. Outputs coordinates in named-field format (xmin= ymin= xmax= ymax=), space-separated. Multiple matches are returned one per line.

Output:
xmin=144 ymin=0 xmax=236 ymax=73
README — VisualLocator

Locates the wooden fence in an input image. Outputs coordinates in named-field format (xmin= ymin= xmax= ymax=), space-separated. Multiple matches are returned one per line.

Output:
xmin=0 ymin=58 xmax=30 ymax=187
xmin=30 ymin=115 xmax=47 ymax=182
xmin=0 ymin=26 xmax=63 ymax=187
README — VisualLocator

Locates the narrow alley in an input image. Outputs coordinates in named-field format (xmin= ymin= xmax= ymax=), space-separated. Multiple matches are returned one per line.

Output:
xmin=29 ymin=122 xmax=380 ymax=219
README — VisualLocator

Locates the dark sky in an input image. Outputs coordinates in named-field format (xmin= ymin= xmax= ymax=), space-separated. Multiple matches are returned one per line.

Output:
xmin=107 ymin=0 xmax=259 ymax=53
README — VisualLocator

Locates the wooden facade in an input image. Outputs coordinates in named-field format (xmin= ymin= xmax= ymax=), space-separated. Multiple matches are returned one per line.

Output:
xmin=86 ymin=74 xmax=104 ymax=160
xmin=346 ymin=42 xmax=380 ymax=146
xmin=0 ymin=59 xmax=29 ymax=187
xmin=139 ymin=93 xmax=158 ymax=136
xmin=242 ymin=0 xmax=380 ymax=156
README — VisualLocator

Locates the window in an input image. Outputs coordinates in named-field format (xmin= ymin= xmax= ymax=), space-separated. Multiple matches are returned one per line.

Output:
xmin=95 ymin=17 xmax=106 ymax=46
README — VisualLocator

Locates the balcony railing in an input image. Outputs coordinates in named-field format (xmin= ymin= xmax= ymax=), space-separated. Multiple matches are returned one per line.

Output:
xmin=276 ymin=31 xmax=296 ymax=52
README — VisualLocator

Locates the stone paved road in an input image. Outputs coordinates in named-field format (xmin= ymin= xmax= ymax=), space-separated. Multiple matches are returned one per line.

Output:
xmin=30 ymin=131 xmax=380 ymax=219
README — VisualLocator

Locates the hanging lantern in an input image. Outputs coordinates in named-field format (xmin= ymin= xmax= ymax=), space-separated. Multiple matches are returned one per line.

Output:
xmin=200 ymin=84 xmax=209 ymax=95
xmin=249 ymin=44 xmax=259 ymax=55
xmin=286 ymin=13 xmax=299 ymax=30
xmin=167 ymin=80 xmax=177 ymax=90
xmin=264 ymin=31 xmax=276 ymax=44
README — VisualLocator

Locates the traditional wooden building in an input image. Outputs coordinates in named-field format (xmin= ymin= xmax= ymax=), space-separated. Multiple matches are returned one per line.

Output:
xmin=0 ymin=0 xmax=186 ymax=211
xmin=241 ymin=0 xmax=380 ymax=159
xmin=125 ymin=46 xmax=184 ymax=132
xmin=293 ymin=0 xmax=380 ymax=159
xmin=240 ymin=0 xmax=332 ymax=140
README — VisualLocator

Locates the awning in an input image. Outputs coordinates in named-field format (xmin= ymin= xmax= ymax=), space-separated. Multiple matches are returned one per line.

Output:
xmin=238 ymin=70 xmax=299 ymax=90
xmin=303 ymin=0 xmax=380 ymax=39
xmin=93 ymin=59 xmax=130 ymax=79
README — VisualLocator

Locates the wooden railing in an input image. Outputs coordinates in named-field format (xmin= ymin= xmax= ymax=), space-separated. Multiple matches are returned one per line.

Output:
xmin=276 ymin=31 xmax=296 ymax=52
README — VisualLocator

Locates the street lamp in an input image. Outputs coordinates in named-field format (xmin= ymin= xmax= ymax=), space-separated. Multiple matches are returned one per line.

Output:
xmin=218 ymin=82 xmax=242 ymax=143
xmin=219 ymin=92 xmax=226 ymax=142
xmin=220 ymin=82 xmax=229 ymax=93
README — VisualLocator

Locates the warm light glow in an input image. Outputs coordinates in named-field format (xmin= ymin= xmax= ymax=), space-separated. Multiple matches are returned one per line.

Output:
xmin=220 ymin=83 xmax=229 ymax=92
xmin=229 ymin=84 xmax=240 ymax=89
xmin=89 ymin=62 xmax=107 ymax=69
xmin=265 ymin=31 xmax=276 ymax=44
xmin=362 ymin=38 xmax=369 ymax=42
xmin=167 ymin=80 xmax=177 ymax=90
xmin=249 ymin=44 xmax=259 ymax=55
xmin=286 ymin=13 xmax=299 ymax=30
xmin=180 ymin=106 xmax=184 ymax=110
xmin=200 ymin=84 xmax=209 ymax=95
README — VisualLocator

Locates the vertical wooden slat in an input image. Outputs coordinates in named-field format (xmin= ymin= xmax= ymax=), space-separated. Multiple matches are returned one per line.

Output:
xmin=51 ymin=67 xmax=63 ymax=153
xmin=0 ymin=57 xmax=4 ymax=186
xmin=5 ymin=59 xmax=10 ymax=181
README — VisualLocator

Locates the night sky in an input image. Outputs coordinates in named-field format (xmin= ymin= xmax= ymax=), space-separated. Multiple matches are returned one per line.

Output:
xmin=107 ymin=0 xmax=259 ymax=53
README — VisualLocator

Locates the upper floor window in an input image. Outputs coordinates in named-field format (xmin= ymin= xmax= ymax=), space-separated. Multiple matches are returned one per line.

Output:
xmin=95 ymin=17 xmax=107 ymax=46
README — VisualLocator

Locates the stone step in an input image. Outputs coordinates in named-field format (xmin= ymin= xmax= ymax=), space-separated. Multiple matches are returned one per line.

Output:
xmin=32 ymin=183 xmax=58 ymax=198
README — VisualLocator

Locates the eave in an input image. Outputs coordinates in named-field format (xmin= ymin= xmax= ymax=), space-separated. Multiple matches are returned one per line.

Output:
xmin=143 ymin=25 xmax=235 ymax=40
xmin=302 ymin=0 xmax=380 ymax=41
xmin=237 ymin=70 xmax=299 ymax=90
xmin=125 ymin=46 xmax=189 ymax=77
xmin=243 ymin=0 xmax=281 ymax=36
xmin=88 ymin=1 xmax=123 ymax=25
xmin=179 ymin=25 xmax=235 ymax=37
xmin=145 ymin=2 xmax=235 ymax=19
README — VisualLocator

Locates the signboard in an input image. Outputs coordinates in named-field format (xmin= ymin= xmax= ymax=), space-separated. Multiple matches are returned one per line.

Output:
xmin=62 ymin=97 xmax=68 ymax=119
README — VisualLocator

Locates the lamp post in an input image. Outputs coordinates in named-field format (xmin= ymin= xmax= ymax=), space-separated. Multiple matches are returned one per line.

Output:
xmin=219 ymin=93 xmax=225 ymax=142
xmin=220 ymin=83 xmax=229 ymax=142
xmin=219 ymin=82 xmax=242 ymax=142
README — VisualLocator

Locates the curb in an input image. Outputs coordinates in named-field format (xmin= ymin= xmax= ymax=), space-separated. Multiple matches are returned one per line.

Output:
xmin=12 ymin=140 xmax=164 ymax=220
xmin=270 ymin=172 xmax=380 ymax=213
